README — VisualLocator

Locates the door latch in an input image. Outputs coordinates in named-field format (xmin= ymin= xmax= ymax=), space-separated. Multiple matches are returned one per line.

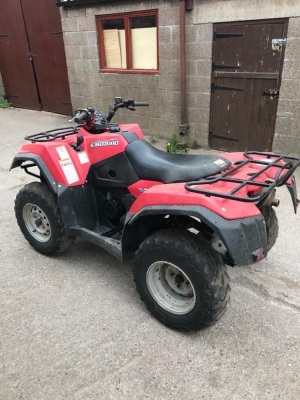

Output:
xmin=28 ymin=53 xmax=38 ymax=61
xmin=262 ymin=89 xmax=279 ymax=99
xmin=272 ymin=38 xmax=287 ymax=52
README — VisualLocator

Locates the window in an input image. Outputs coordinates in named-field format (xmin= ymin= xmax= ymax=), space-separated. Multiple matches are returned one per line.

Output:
xmin=96 ymin=10 xmax=158 ymax=73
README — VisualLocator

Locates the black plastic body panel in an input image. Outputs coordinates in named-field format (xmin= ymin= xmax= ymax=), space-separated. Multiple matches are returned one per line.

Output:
xmin=118 ymin=131 xmax=139 ymax=143
xmin=58 ymin=184 xmax=98 ymax=231
xmin=68 ymin=226 xmax=122 ymax=261
xmin=57 ymin=184 xmax=122 ymax=261
xmin=125 ymin=205 xmax=267 ymax=266
xmin=10 ymin=153 xmax=57 ymax=193
xmin=89 ymin=152 xmax=139 ymax=188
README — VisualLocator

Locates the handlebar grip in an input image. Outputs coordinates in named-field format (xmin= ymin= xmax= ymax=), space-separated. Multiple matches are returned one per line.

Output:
xmin=134 ymin=102 xmax=149 ymax=107
xmin=74 ymin=110 xmax=89 ymax=123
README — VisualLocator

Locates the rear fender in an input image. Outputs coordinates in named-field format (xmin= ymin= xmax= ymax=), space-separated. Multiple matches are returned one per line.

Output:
xmin=10 ymin=153 xmax=58 ymax=193
xmin=123 ymin=205 xmax=267 ymax=266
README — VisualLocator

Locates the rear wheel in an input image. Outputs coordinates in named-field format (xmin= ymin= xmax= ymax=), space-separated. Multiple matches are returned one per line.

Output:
xmin=15 ymin=182 xmax=74 ymax=255
xmin=133 ymin=229 xmax=231 ymax=331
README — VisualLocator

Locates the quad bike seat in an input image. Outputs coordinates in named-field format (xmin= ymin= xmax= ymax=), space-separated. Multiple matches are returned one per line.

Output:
xmin=125 ymin=140 xmax=231 ymax=184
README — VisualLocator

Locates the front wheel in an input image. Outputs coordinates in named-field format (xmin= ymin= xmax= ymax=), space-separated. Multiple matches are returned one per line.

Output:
xmin=133 ymin=229 xmax=231 ymax=331
xmin=15 ymin=182 xmax=74 ymax=255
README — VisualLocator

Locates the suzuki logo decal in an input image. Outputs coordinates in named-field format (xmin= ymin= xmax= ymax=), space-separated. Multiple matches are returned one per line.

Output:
xmin=91 ymin=139 xmax=119 ymax=148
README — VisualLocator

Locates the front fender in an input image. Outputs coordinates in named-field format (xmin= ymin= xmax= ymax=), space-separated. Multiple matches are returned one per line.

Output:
xmin=124 ymin=205 xmax=267 ymax=266
xmin=10 ymin=153 xmax=58 ymax=193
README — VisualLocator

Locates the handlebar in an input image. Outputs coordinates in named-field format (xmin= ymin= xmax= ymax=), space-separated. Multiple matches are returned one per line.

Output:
xmin=106 ymin=98 xmax=149 ymax=122
xmin=134 ymin=102 xmax=149 ymax=107
xmin=74 ymin=110 xmax=89 ymax=124
xmin=70 ymin=98 xmax=150 ymax=126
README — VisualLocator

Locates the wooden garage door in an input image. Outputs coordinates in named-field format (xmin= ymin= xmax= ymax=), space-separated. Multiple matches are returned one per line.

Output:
xmin=209 ymin=19 xmax=288 ymax=152
xmin=0 ymin=0 xmax=72 ymax=115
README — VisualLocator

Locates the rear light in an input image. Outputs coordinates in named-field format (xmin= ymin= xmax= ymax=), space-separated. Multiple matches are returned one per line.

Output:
xmin=252 ymin=248 xmax=265 ymax=262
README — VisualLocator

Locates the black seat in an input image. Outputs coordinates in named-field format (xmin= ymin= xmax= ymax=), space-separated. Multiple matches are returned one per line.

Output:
xmin=125 ymin=140 xmax=231 ymax=184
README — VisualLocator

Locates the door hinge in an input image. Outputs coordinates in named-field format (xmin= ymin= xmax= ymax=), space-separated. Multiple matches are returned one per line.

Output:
xmin=0 ymin=34 xmax=9 ymax=37
xmin=212 ymin=63 xmax=241 ymax=70
xmin=209 ymin=132 xmax=239 ymax=142
xmin=211 ymin=83 xmax=244 ymax=92
xmin=52 ymin=31 xmax=63 ymax=35
xmin=4 ymin=94 xmax=20 ymax=99
xmin=214 ymin=32 xmax=244 ymax=40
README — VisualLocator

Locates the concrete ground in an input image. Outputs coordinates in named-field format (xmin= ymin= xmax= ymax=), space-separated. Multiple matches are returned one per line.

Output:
xmin=0 ymin=107 xmax=300 ymax=400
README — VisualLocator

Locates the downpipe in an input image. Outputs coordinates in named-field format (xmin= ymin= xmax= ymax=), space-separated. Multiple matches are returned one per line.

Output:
xmin=179 ymin=0 xmax=189 ymax=136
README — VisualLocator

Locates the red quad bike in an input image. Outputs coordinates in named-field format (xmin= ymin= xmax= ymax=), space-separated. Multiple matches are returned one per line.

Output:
xmin=11 ymin=97 xmax=300 ymax=331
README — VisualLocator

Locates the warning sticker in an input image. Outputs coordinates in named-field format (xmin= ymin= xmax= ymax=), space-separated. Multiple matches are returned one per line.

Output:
xmin=78 ymin=152 xmax=89 ymax=164
xmin=214 ymin=159 xmax=227 ymax=168
xmin=59 ymin=159 xmax=79 ymax=184
xmin=56 ymin=145 xmax=70 ymax=160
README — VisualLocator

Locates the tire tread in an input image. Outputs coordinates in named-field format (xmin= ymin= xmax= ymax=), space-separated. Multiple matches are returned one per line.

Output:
xmin=261 ymin=207 xmax=279 ymax=251
xmin=133 ymin=229 xmax=231 ymax=331
xmin=15 ymin=182 xmax=74 ymax=256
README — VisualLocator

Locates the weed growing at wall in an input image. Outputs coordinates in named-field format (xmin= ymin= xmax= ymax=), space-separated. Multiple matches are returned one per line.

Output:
xmin=166 ymin=134 xmax=189 ymax=153
xmin=0 ymin=97 xmax=11 ymax=108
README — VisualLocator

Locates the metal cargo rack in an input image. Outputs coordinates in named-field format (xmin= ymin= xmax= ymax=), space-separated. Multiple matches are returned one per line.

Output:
xmin=24 ymin=126 xmax=81 ymax=143
xmin=185 ymin=151 xmax=300 ymax=204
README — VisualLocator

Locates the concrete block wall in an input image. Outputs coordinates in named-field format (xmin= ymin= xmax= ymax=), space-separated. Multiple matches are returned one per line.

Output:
xmin=60 ymin=0 xmax=183 ymax=140
xmin=273 ymin=17 xmax=300 ymax=156
xmin=185 ymin=13 xmax=212 ymax=147
xmin=61 ymin=0 xmax=300 ymax=154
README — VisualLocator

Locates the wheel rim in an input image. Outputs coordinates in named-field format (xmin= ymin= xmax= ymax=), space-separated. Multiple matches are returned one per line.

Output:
xmin=22 ymin=203 xmax=51 ymax=243
xmin=146 ymin=261 xmax=196 ymax=315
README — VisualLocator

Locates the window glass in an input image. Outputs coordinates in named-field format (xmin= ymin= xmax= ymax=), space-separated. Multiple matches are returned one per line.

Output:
xmin=102 ymin=19 xmax=124 ymax=30
xmin=130 ymin=15 xmax=156 ymax=29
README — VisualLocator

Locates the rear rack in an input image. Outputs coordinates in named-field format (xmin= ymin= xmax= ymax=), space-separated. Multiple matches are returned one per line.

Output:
xmin=185 ymin=151 xmax=300 ymax=204
xmin=24 ymin=126 xmax=81 ymax=143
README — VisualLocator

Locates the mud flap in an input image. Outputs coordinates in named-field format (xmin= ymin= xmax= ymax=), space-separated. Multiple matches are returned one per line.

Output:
xmin=210 ymin=213 xmax=268 ymax=266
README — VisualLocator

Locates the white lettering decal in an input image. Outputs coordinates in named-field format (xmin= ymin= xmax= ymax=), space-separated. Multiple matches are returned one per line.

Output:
xmin=59 ymin=159 xmax=79 ymax=184
xmin=56 ymin=145 xmax=70 ymax=160
xmin=91 ymin=139 xmax=119 ymax=148
xmin=78 ymin=152 xmax=89 ymax=164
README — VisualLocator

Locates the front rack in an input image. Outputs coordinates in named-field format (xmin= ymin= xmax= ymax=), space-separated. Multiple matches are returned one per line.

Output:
xmin=24 ymin=126 xmax=81 ymax=143
xmin=185 ymin=151 xmax=300 ymax=204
